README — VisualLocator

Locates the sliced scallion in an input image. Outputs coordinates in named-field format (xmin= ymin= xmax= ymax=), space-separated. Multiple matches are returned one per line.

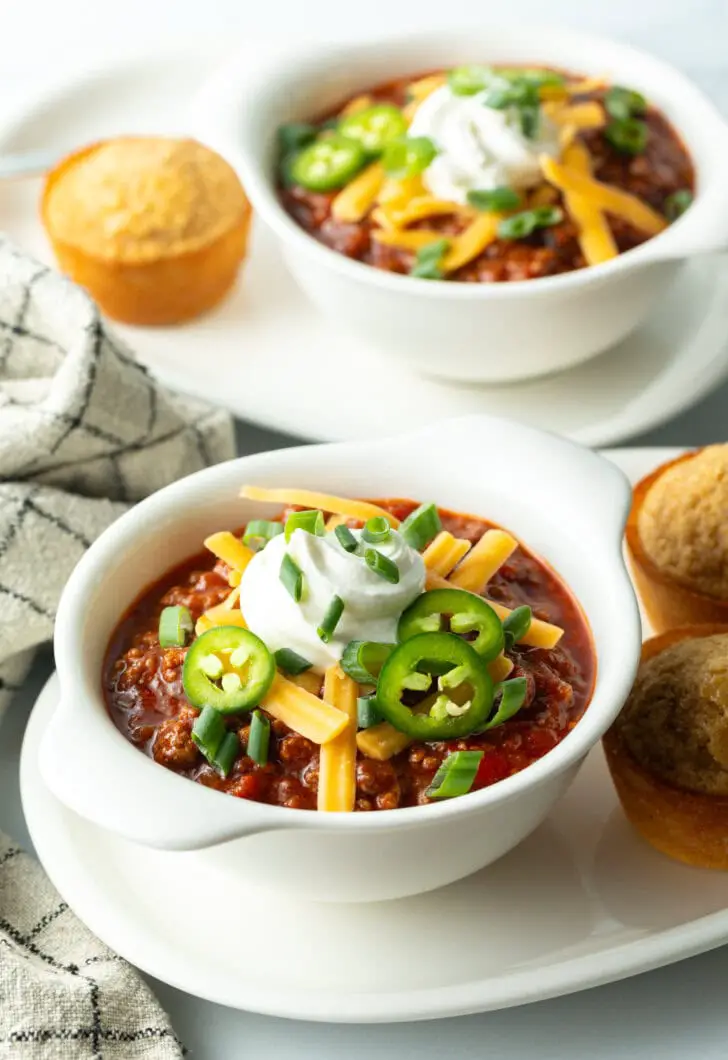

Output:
xmin=213 ymin=731 xmax=240 ymax=777
xmin=400 ymin=501 xmax=442 ymax=551
xmin=158 ymin=605 xmax=193 ymax=648
xmin=334 ymin=524 xmax=358 ymax=553
xmin=341 ymin=640 xmax=394 ymax=683
xmin=285 ymin=509 xmax=325 ymax=542
xmin=604 ymin=85 xmax=647 ymax=122
xmin=364 ymin=548 xmax=400 ymax=584
xmin=466 ymin=187 xmax=522 ymax=213
xmin=280 ymin=553 xmax=305 ymax=602
xmin=357 ymin=695 xmax=383 ymax=729
xmin=317 ymin=595 xmax=345 ymax=643
xmin=479 ymin=677 xmax=529 ymax=731
xmin=243 ymin=519 xmax=284 ymax=551
xmin=605 ymin=117 xmax=647 ymax=155
xmin=274 ymin=647 xmax=313 ymax=675
xmin=665 ymin=189 xmax=693 ymax=221
xmin=426 ymin=750 xmax=484 ymax=799
xmin=410 ymin=237 xmax=450 ymax=280
xmin=497 ymin=206 xmax=563 ymax=240
xmin=502 ymin=605 xmax=532 ymax=650
xmin=191 ymin=705 xmax=226 ymax=761
xmin=247 ymin=710 xmax=270 ymax=766
xmin=361 ymin=516 xmax=390 ymax=544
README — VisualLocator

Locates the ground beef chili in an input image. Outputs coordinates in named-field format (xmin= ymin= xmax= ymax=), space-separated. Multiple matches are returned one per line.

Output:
xmin=104 ymin=501 xmax=595 ymax=811
xmin=278 ymin=69 xmax=694 ymax=282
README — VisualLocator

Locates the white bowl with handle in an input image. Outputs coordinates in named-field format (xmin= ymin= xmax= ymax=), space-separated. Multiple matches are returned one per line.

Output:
xmin=41 ymin=415 xmax=640 ymax=902
xmin=193 ymin=25 xmax=728 ymax=382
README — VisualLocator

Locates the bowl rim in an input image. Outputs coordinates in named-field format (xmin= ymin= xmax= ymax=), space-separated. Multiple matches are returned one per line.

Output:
xmin=46 ymin=415 xmax=642 ymax=844
xmin=218 ymin=23 xmax=728 ymax=299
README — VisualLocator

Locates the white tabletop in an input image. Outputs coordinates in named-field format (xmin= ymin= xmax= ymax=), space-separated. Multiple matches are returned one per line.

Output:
xmin=2 ymin=1 xmax=728 ymax=1056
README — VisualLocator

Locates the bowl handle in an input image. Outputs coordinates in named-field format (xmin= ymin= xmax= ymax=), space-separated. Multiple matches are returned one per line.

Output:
xmin=39 ymin=691 xmax=303 ymax=850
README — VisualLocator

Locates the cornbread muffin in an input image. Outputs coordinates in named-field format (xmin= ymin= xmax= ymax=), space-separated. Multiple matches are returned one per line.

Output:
xmin=604 ymin=625 xmax=728 ymax=868
xmin=41 ymin=137 xmax=251 ymax=325
xmin=639 ymin=445 xmax=728 ymax=599
xmin=626 ymin=447 xmax=728 ymax=632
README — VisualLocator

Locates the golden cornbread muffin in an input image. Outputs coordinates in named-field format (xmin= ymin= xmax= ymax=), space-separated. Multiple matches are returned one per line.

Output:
xmin=626 ymin=447 xmax=728 ymax=632
xmin=604 ymin=626 xmax=728 ymax=869
xmin=41 ymin=136 xmax=251 ymax=325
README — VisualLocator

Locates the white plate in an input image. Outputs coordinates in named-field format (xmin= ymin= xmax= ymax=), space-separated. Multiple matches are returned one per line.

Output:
xmin=0 ymin=54 xmax=727 ymax=446
xmin=21 ymin=447 xmax=728 ymax=1023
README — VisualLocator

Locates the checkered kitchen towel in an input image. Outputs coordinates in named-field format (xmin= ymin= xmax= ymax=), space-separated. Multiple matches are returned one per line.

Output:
xmin=0 ymin=239 xmax=235 ymax=1057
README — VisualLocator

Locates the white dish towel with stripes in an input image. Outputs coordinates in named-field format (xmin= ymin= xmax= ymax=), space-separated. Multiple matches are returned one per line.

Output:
xmin=0 ymin=239 xmax=235 ymax=1058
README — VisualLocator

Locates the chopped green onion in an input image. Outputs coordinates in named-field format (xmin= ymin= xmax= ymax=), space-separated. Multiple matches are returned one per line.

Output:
xmin=341 ymin=640 xmax=394 ymax=683
xmin=334 ymin=524 xmax=358 ymax=553
xmin=362 ymin=516 xmax=390 ymax=544
xmin=410 ymin=238 xmax=450 ymax=280
xmin=158 ymin=605 xmax=193 ymax=648
xmin=518 ymin=102 xmax=541 ymax=140
xmin=605 ymin=118 xmax=647 ymax=155
xmin=191 ymin=705 xmax=226 ymax=762
xmin=317 ymin=595 xmax=345 ymax=643
xmin=280 ymin=553 xmax=304 ymax=602
xmin=247 ymin=710 xmax=270 ymax=766
xmin=274 ymin=647 xmax=313 ymax=675
xmin=364 ymin=548 xmax=400 ymax=584
xmin=664 ymin=189 xmax=693 ymax=221
xmin=500 ymin=68 xmax=566 ymax=89
xmin=243 ymin=519 xmax=284 ymax=551
xmin=381 ymin=135 xmax=438 ymax=179
xmin=190 ymin=705 xmax=239 ymax=776
xmin=447 ymin=64 xmax=493 ymax=96
xmin=497 ymin=206 xmax=563 ymax=240
xmin=357 ymin=695 xmax=383 ymax=729
xmin=466 ymin=187 xmax=522 ymax=213
xmin=213 ymin=731 xmax=240 ymax=777
xmin=277 ymin=122 xmax=318 ymax=154
xmin=479 ymin=677 xmax=529 ymax=731
xmin=483 ymin=78 xmax=539 ymax=111
xmin=604 ymin=85 xmax=647 ymax=122
xmin=285 ymin=508 xmax=325 ymax=541
xmin=502 ymin=605 xmax=532 ymax=649
xmin=426 ymin=750 xmax=484 ymax=798
xmin=400 ymin=501 xmax=442 ymax=551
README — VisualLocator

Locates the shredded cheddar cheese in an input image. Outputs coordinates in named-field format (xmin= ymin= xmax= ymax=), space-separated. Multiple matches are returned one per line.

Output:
xmin=540 ymin=156 xmax=668 ymax=235
xmin=421 ymin=531 xmax=472 ymax=577
xmin=379 ymin=196 xmax=467 ymax=229
xmin=407 ymin=74 xmax=446 ymax=101
xmin=318 ymin=667 xmax=358 ymax=811
xmin=449 ymin=529 xmax=518 ymax=594
xmin=340 ymin=94 xmax=373 ymax=117
xmin=204 ymin=531 xmax=255 ymax=574
xmin=488 ymin=654 xmax=515 ymax=682
xmin=195 ymin=606 xmax=248 ymax=637
xmin=561 ymin=141 xmax=618 ymax=266
xmin=546 ymin=101 xmax=605 ymax=129
xmin=356 ymin=721 xmax=410 ymax=761
xmin=331 ymin=162 xmax=384 ymax=222
xmin=240 ymin=486 xmax=400 ymax=527
xmin=371 ymin=228 xmax=450 ymax=251
xmin=262 ymin=674 xmax=348 ymax=744
xmin=442 ymin=212 xmax=501 ymax=273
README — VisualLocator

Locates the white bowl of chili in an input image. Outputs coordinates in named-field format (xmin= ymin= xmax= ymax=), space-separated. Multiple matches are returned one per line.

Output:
xmin=41 ymin=415 xmax=640 ymax=902
xmin=195 ymin=26 xmax=728 ymax=382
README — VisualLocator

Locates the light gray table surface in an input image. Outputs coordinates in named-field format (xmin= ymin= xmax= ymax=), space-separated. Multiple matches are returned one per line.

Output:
xmin=3 ymin=0 xmax=728 ymax=1053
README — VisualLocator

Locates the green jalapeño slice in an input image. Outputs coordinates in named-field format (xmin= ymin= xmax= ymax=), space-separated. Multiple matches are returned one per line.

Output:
xmin=339 ymin=104 xmax=408 ymax=155
xmin=289 ymin=134 xmax=367 ymax=191
xmin=398 ymin=588 xmax=504 ymax=663
xmin=376 ymin=632 xmax=494 ymax=740
xmin=182 ymin=626 xmax=275 ymax=715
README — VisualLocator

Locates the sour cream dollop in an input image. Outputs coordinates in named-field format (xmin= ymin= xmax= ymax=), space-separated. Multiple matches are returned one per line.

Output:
xmin=240 ymin=528 xmax=426 ymax=671
xmin=408 ymin=84 xmax=561 ymax=204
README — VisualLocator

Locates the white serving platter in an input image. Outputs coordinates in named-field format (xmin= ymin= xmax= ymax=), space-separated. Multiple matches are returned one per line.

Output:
xmin=0 ymin=51 xmax=727 ymax=445
xmin=20 ymin=447 xmax=728 ymax=1023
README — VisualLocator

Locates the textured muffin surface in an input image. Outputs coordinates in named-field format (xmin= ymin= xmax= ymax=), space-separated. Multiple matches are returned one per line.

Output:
xmin=637 ymin=444 xmax=728 ymax=600
xmin=43 ymin=137 xmax=249 ymax=263
xmin=615 ymin=633 xmax=728 ymax=795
